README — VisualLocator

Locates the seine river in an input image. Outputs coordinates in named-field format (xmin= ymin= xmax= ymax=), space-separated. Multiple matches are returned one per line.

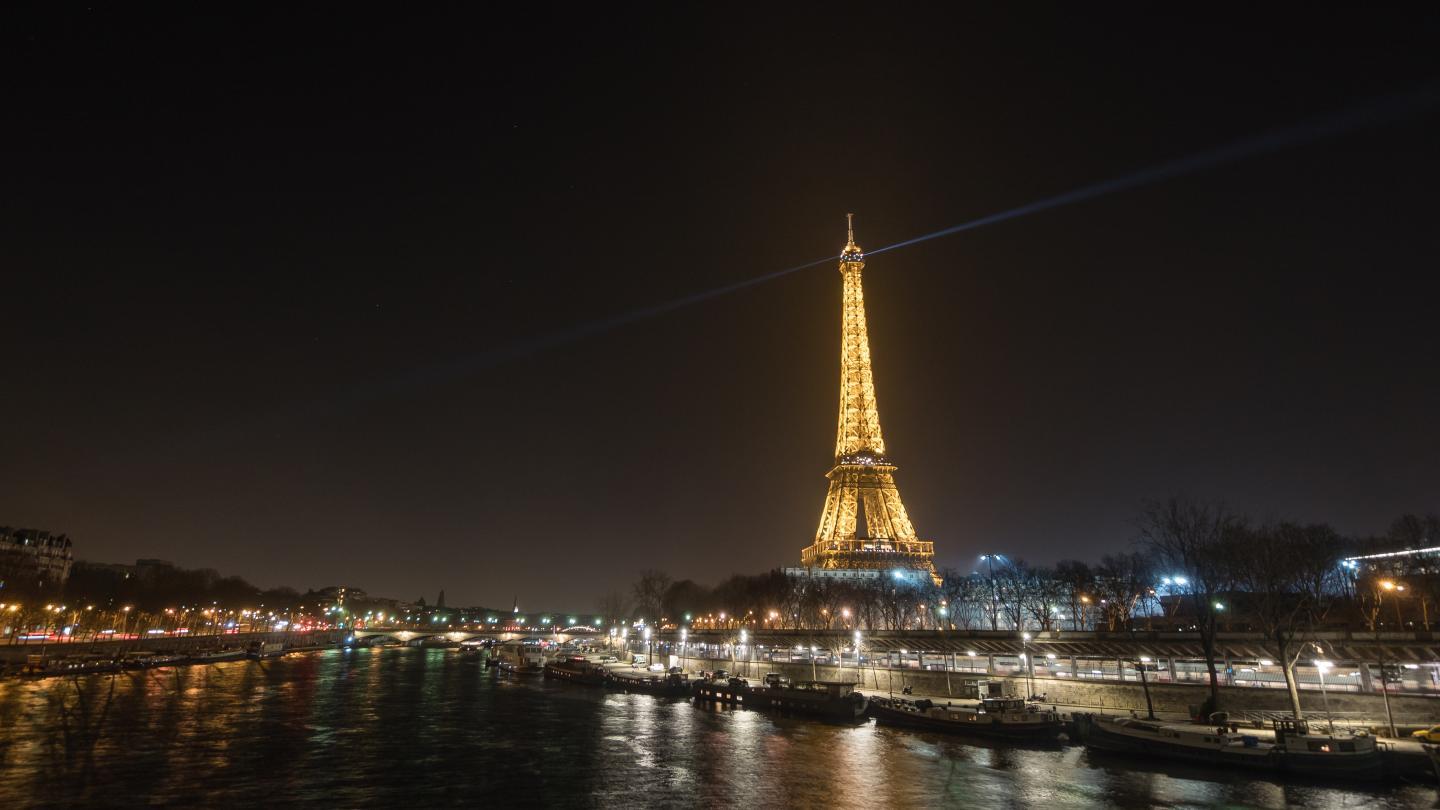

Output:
xmin=0 ymin=647 xmax=1430 ymax=808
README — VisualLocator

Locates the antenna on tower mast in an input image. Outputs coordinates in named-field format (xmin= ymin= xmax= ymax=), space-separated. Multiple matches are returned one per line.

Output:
xmin=846 ymin=212 xmax=855 ymax=245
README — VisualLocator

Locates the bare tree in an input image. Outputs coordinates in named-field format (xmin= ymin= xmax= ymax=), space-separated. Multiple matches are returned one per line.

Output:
xmin=814 ymin=580 xmax=849 ymax=629
xmin=1054 ymin=560 xmax=1096 ymax=630
xmin=631 ymin=570 xmax=674 ymax=625
xmin=596 ymin=591 xmax=632 ymax=625
xmin=1236 ymin=522 xmax=1345 ymax=718
xmin=993 ymin=558 xmax=1034 ymax=631
xmin=661 ymin=580 xmax=710 ymax=623
xmin=1137 ymin=496 xmax=1242 ymax=712
xmin=1093 ymin=552 xmax=1154 ymax=631
xmin=937 ymin=569 xmax=986 ymax=630
xmin=1022 ymin=566 xmax=1067 ymax=631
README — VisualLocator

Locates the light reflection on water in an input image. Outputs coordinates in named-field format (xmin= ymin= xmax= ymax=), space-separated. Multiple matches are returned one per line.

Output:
xmin=0 ymin=647 xmax=1429 ymax=808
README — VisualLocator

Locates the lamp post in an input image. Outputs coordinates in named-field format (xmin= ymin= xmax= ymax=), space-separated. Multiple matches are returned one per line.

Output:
xmin=1378 ymin=646 xmax=1397 ymax=738
xmin=680 ymin=628 xmax=688 ymax=672
xmin=854 ymin=630 xmax=864 ymax=687
xmin=739 ymin=629 xmax=748 ymax=677
xmin=643 ymin=626 xmax=652 ymax=668
xmin=1381 ymin=581 xmax=1407 ymax=627
xmin=1136 ymin=655 xmax=1157 ymax=719
xmin=981 ymin=554 xmax=1000 ymax=630
xmin=1315 ymin=658 xmax=1336 ymax=736
xmin=1022 ymin=632 xmax=1035 ymax=700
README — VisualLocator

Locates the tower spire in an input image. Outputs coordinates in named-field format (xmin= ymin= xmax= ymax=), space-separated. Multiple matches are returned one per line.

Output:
xmin=842 ymin=213 xmax=863 ymax=260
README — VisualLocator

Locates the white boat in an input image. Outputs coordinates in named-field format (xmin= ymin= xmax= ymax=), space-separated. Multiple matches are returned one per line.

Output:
xmin=494 ymin=642 xmax=546 ymax=675
xmin=246 ymin=641 xmax=286 ymax=660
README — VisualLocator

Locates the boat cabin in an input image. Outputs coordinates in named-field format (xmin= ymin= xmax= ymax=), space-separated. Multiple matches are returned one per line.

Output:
xmin=778 ymin=681 xmax=857 ymax=698
xmin=979 ymin=697 xmax=1028 ymax=714
xmin=1271 ymin=718 xmax=1374 ymax=753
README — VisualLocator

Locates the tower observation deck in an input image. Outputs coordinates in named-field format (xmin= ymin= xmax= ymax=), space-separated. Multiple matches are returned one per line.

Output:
xmin=797 ymin=215 xmax=939 ymax=585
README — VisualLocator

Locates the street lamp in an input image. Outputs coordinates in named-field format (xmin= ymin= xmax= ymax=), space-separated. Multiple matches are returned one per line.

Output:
xmin=1135 ymin=654 xmax=1157 ymax=719
xmin=643 ymin=626 xmax=652 ymax=667
xmin=980 ymin=554 xmax=1001 ymax=630
xmin=1021 ymin=632 xmax=1035 ymax=699
xmin=1315 ymin=657 xmax=1336 ymax=736
xmin=853 ymin=630 xmax=863 ymax=685
xmin=739 ymin=629 xmax=748 ymax=676
xmin=1380 ymin=581 xmax=1408 ymax=626
xmin=680 ymin=628 xmax=688 ymax=671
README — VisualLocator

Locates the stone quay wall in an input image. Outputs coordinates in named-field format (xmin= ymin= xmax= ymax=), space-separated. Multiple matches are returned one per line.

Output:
xmin=0 ymin=630 xmax=345 ymax=663
xmin=688 ymin=656 xmax=1440 ymax=728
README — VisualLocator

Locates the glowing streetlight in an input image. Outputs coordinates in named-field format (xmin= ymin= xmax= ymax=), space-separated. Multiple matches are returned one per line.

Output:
xmin=980 ymin=554 xmax=1002 ymax=630
xmin=1021 ymin=632 xmax=1034 ymax=699
xmin=1315 ymin=658 xmax=1336 ymax=735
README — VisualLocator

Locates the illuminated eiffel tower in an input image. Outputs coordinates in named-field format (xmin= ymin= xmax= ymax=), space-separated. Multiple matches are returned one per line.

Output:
xmin=798 ymin=215 xmax=938 ymax=584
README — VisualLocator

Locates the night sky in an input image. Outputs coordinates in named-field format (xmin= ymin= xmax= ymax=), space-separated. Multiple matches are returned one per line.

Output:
xmin=5 ymin=8 xmax=1439 ymax=610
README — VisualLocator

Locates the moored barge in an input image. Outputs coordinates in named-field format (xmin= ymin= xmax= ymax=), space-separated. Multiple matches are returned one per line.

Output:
xmin=544 ymin=656 xmax=608 ymax=686
xmin=870 ymin=695 xmax=1064 ymax=741
xmin=694 ymin=676 xmax=868 ymax=721
xmin=1076 ymin=714 xmax=1383 ymax=781
xmin=606 ymin=670 xmax=693 ymax=697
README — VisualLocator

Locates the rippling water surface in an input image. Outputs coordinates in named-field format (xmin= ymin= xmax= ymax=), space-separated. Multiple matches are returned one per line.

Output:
xmin=0 ymin=648 xmax=1430 ymax=808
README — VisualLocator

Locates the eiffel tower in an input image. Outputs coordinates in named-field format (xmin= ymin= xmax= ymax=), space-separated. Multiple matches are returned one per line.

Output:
xmin=798 ymin=215 xmax=938 ymax=584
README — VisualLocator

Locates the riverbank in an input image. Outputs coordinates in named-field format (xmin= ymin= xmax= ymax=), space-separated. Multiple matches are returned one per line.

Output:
xmin=0 ymin=630 xmax=347 ymax=676
xmin=682 ymin=655 xmax=1440 ymax=734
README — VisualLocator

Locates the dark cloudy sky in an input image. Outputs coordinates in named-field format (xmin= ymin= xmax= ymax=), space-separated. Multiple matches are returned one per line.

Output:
xmin=4 ymin=7 xmax=1438 ymax=611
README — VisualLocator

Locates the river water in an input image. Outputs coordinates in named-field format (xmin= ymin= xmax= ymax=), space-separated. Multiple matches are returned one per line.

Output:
xmin=0 ymin=647 xmax=1429 ymax=808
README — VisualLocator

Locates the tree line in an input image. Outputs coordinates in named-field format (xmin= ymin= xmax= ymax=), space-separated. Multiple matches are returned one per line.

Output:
xmin=606 ymin=498 xmax=1438 ymax=717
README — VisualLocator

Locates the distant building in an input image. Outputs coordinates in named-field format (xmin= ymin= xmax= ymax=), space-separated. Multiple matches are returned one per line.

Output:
xmin=1343 ymin=545 xmax=1440 ymax=577
xmin=74 ymin=559 xmax=138 ymax=578
xmin=784 ymin=566 xmax=932 ymax=586
xmin=0 ymin=527 xmax=76 ymax=586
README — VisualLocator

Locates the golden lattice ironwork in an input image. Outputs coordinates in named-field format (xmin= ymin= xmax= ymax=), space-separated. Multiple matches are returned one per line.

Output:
xmin=801 ymin=216 xmax=938 ymax=582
